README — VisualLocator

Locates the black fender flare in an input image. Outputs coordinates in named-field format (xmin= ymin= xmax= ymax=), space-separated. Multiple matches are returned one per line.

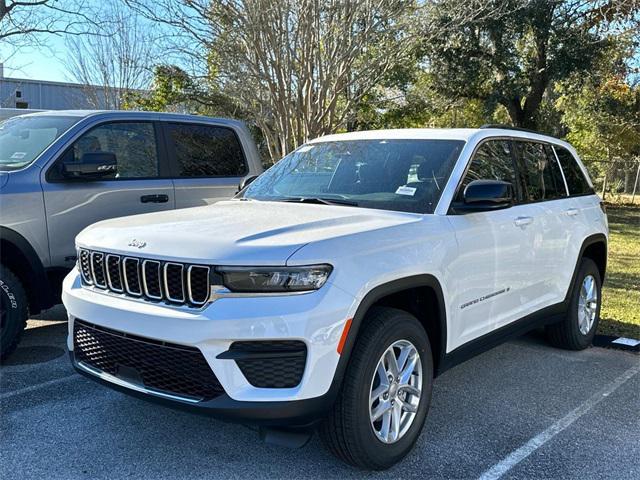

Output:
xmin=323 ymin=274 xmax=447 ymax=408
xmin=0 ymin=226 xmax=53 ymax=314
xmin=563 ymin=233 xmax=608 ymax=306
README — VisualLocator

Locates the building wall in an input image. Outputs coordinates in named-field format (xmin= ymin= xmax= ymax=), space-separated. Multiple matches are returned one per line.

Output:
xmin=0 ymin=77 xmax=109 ymax=110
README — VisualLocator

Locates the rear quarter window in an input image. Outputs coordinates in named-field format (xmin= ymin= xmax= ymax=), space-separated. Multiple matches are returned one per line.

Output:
xmin=553 ymin=146 xmax=594 ymax=196
xmin=166 ymin=123 xmax=247 ymax=177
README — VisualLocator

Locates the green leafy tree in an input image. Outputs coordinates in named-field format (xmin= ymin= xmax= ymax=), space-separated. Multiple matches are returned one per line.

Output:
xmin=556 ymin=43 xmax=640 ymax=194
xmin=422 ymin=0 xmax=636 ymax=130
xmin=124 ymin=64 xmax=244 ymax=117
xmin=124 ymin=65 xmax=195 ymax=112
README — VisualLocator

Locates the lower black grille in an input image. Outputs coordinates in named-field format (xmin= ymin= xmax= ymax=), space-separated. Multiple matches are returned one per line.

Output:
xmin=73 ymin=320 xmax=224 ymax=401
xmin=230 ymin=341 xmax=307 ymax=388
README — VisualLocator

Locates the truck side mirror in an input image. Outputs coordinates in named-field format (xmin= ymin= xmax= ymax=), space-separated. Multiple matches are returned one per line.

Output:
xmin=237 ymin=175 xmax=259 ymax=193
xmin=63 ymin=152 xmax=118 ymax=179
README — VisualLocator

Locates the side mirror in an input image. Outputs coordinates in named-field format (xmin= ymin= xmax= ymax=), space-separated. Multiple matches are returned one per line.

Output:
xmin=237 ymin=174 xmax=259 ymax=193
xmin=454 ymin=180 xmax=514 ymax=213
xmin=63 ymin=152 xmax=117 ymax=179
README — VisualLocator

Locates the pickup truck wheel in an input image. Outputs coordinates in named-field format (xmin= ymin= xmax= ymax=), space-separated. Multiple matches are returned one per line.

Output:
xmin=319 ymin=307 xmax=433 ymax=470
xmin=0 ymin=265 xmax=28 ymax=361
xmin=546 ymin=258 xmax=601 ymax=350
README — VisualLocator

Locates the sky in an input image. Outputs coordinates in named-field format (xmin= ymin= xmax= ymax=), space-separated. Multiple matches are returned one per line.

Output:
xmin=1 ymin=35 xmax=70 ymax=82
xmin=0 ymin=0 xmax=190 ymax=85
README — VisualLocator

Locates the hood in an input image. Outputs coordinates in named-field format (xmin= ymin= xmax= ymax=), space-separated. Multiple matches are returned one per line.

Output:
xmin=76 ymin=200 xmax=422 ymax=265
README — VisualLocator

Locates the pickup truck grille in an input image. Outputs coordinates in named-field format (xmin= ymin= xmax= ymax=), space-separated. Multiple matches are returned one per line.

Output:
xmin=78 ymin=248 xmax=211 ymax=308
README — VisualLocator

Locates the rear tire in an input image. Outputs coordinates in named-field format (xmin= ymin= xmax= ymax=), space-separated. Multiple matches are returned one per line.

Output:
xmin=546 ymin=258 xmax=601 ymax=350
xmin=0 ymin=265 xmax=28 ymax=361
xmin=319 ymin=307 xmax=433 ymax=470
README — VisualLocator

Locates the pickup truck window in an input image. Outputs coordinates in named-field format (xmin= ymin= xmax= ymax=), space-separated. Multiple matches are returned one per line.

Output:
xmin=59 ymin=122 xmax=159 ymax=179
xmin=166 ymin=123 xmax=247 ymax=177
xmin=0 ymin=115 xmax=78 ymax=171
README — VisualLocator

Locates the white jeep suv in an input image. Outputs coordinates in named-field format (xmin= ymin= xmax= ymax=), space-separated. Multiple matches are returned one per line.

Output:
xmin=63 ymin=127 xmax=608 ymax=470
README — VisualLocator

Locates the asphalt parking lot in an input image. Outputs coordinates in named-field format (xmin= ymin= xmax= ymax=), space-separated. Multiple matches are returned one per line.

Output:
xmin=1 ymin=306 xmax=638 ymax=480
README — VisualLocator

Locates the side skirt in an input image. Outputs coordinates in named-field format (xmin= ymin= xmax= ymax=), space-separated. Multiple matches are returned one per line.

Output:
xmin=437 ymin=302 xmax=566 ymax=375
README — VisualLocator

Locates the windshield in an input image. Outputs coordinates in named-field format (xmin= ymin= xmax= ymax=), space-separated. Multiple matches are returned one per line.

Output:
xmin=0 ymin=115 xmax=79 ymax=171
xmin=243 ymin=139 xmax=465 ymax=214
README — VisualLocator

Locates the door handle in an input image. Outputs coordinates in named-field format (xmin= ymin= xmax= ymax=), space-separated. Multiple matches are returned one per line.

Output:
xmin=514 ymin=216 xmax=534 ymax=227
xmin=565 ymin=208 xmax=579 ymax=217
xmin=140 ymin=194 xmax=169 ymax=204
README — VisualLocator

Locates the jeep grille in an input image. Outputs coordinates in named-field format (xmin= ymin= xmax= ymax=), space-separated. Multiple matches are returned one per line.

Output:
xmin=78 ymin=248 xmax=211 ymax=308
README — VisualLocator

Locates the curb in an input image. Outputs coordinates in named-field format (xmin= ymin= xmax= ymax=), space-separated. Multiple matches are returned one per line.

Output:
xmin=594 ymin=335 xmax=640 ymax=353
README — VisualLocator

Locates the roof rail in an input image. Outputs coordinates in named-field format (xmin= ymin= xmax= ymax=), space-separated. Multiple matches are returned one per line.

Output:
xmin=479 ymin=124 xmax=544 ymax=135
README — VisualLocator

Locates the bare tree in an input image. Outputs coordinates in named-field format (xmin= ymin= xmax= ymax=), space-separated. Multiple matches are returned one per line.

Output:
xmin=216 ymin=0 xmax=425 ymax=159
xmin=64 ymin=3 xmax=155 ymax=109
xmin=124 ymin=0 xmax=420 ymax=160
xmin=124 ymin=0 xmax=516 ymax=160
xmin=0 ymin=0 xmax=103 ymax=49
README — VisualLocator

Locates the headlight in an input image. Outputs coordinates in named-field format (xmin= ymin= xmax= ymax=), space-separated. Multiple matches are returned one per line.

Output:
xmin=217 ymin=265 xmax=332 ymax=293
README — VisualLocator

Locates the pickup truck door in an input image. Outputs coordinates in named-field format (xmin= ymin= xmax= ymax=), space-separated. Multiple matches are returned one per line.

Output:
xmin=41 ymin=121 xmax=175 ymax=269
xmin=161 ymin=122 xmax=249 ymax=209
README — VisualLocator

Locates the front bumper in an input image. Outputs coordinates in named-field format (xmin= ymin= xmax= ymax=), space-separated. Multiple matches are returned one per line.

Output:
xmin=71 ymin=352 xmax=334 ymax=426
xmin=63 ymin=270 xmax=356 ymax=424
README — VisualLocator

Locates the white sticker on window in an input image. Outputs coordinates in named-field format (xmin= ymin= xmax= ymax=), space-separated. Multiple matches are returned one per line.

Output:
xmin=395 ymin=185 xmax=416 ymax=196
xmin=10 ymin=152 xmax=26 ymax=159
xmin=297 ymin=145 xmax=314 ymax=153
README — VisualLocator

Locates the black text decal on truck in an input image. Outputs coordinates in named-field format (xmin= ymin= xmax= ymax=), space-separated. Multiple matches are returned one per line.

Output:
xmin=460 ymin=287 xmax=511 ymax=310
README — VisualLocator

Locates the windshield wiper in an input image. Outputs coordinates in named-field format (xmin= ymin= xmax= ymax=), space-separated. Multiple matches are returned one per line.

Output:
xmin=280 ymin=197 xmax=359 ymax=207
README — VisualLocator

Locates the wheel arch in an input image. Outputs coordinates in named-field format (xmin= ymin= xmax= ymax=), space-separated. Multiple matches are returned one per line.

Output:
xmin=334 ymin=275 xmax=448 ymax=391
xmin=0 ymin=226 xmax=53 ymax=315
xmin=565 ymin=233 xmax=607 ymax=304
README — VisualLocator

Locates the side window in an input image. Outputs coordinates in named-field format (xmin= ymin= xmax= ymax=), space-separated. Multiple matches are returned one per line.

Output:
xmin=515 ymin=141 xmax=566 ymax=202
xmin=553 ymin=146 xmax=593 ymax=196
xmin=60 ymin=122 xmax=158 ymax=179
xmin=166 ymin=123 xmax=247 ymax=177
xmin=457 ymin=140 xmax=517 ymax=201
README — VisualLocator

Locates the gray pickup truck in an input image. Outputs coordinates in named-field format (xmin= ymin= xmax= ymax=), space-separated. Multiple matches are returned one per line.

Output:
xmin=0 ymin=110 xmax=263 ymax=359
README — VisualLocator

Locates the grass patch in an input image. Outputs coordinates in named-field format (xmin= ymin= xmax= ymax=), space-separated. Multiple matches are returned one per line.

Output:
xmin=598 ymin=203 xmax=640 ymax=339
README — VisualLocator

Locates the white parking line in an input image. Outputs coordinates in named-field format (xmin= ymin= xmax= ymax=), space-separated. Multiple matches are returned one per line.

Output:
xmin=0 ymin=374 xmax=79 ymax=401
xmin=478 ymin=363 xmax=640 ymax=480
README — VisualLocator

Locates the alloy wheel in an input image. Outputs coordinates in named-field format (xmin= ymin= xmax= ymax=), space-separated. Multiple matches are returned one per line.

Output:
xmin=578 ymin=274 xmax=598 ymax=335
xmin=369 ymin=339 xmax=422 ymax=444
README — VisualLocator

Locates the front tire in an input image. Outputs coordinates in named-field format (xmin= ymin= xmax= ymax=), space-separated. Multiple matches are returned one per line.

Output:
xmin=0 ymin=265 xmax=28 ymax=361
xmin=546 ymin=257 xmax=602 ymax=350
xmin=319 ymin=307 xmax=433 ymax=470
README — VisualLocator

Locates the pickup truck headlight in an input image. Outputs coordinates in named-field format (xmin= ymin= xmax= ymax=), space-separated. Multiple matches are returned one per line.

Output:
xmin=217 ymin=265 xmax=332 ymax=293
